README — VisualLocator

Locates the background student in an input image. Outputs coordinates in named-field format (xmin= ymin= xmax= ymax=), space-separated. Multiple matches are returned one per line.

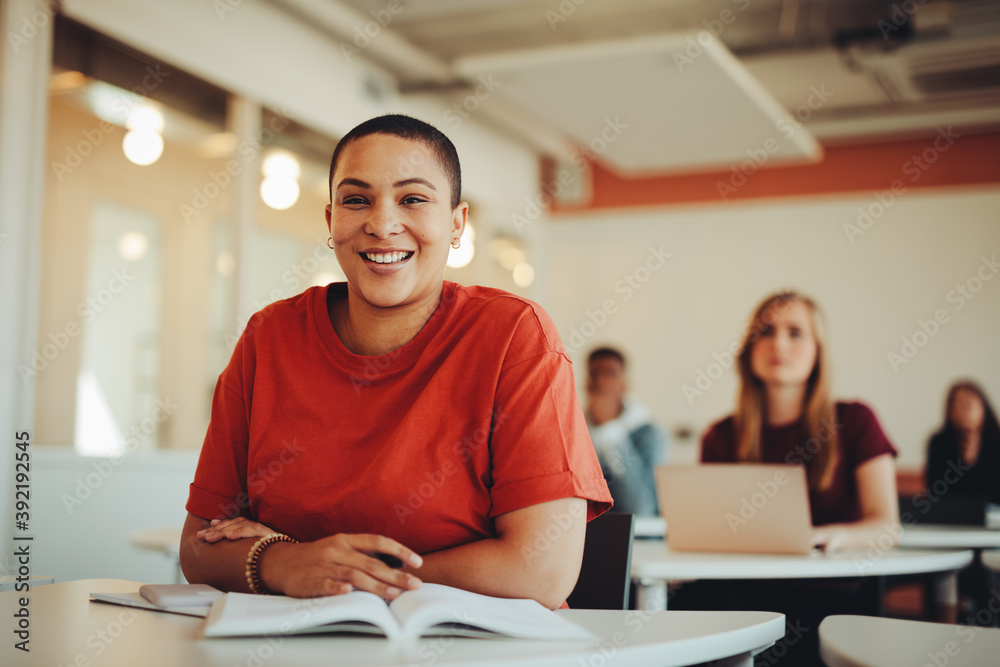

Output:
xmin=925 ymin=380 xmax=1000 ymax=504
xmin=924 ymin=379 xmax=1000 ymax=616
xmin=701 ymin=290 xmax=899 ymax=552
xmin=584 ymin=346 xmax=668 ymax=517
xmin=179 ymin=115 xmax=612 ymax=609
xmin=685 ymin=290 xmax=900 ymax=665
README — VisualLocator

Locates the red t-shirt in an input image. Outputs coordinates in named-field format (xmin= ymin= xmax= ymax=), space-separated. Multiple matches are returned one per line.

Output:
xmin=186 ymin=281 xmax=612 ymax=554
xmin=700 ymin=402 xmax=897 ymax=526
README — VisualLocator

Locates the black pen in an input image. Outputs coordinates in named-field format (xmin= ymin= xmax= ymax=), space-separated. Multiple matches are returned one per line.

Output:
xmin=373 ymin=552 xmax=404 ymax=568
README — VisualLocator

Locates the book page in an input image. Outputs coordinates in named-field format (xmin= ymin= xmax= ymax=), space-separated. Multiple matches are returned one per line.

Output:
xmin=389 ymin=584 xmax=594 ymax=640
xmin=203 ymin=590 xmax=402 ymax=638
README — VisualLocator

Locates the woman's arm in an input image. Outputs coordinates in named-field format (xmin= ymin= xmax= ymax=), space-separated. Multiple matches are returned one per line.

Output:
xmin=399 ymin=497 xmax=587 ymax=610
xmin=811 ymin=453 xmax=900 ymax=552
xmin=193 ymin=497 xmax=588 ymax=609
xmin=179 ymin=512 xmax=422 ymax=599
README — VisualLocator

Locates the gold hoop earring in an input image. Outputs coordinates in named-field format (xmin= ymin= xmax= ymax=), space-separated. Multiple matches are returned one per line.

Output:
xmin=451 ymin=238 xmax=461 ymax=249
xmin=327 ymin=237 xmax=335 ymax=249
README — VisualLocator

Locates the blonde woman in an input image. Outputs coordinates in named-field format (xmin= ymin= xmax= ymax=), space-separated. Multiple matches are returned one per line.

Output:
xmin=688 ymin=291 xmax=901 ymax=664
xmin=701 ymin=291 xmax=900 ymax=551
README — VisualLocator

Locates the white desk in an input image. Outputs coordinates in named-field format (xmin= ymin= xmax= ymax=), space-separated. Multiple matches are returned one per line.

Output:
xmin=982 ymin=549 xmax=1000 ymax=572
xmin=1 ymin=579 xmax=784 ymax=667
xmin=0 ymin=575 xmax=54 ymax=592
xmin=899 ymin=525 xmax=1000 ymax=549
xmin=819 ymin=614 xmax=1000 ymax=667
xmin=631 ymin=540 xmax=974 ymax=610
xmin=129 ymin=527 xmax=184 ymax=583
xmin=633 ymin=517 xmax=667 ymax=538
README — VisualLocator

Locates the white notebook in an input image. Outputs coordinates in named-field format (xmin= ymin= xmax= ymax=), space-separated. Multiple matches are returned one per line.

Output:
xmin=203 ymin=583 xmax=594 ymax=641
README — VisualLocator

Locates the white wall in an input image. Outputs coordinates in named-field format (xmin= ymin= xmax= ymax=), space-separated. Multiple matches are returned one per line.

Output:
xmin=536 ymin=187 xmax=1000 ymax=468
xmin=32 ymin=447 xmax=197 ymax=583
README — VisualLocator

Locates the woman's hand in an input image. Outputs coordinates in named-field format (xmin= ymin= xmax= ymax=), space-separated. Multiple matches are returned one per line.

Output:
xmin=196 ymin=517 xmax=275 ymax=543
xmin=260 ymin=533 xmax=424 ymax=600
xmin=810 ymin=526 xmax=851 ymax=553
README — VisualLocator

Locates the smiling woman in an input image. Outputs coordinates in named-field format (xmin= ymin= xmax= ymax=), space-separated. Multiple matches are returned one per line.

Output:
xmin=179 ymin=114 xmax=612 ymax=609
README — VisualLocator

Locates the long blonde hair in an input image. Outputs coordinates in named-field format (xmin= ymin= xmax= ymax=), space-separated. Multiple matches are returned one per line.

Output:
xmin=733 ymin=292 xmax=839 ymax=492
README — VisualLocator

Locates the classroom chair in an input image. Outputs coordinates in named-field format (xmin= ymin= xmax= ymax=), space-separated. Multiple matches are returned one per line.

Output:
xmin=566 ymin=512 xmax=635 ymax=610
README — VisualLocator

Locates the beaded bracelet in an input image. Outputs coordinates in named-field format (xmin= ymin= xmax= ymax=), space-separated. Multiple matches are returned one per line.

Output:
xmin=245 ymin=533 xmax=298 ymax=595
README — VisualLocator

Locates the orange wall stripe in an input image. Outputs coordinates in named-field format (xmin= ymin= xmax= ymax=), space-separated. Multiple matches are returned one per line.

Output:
xmin=550 ymin=131 xmax=1000 ymax=213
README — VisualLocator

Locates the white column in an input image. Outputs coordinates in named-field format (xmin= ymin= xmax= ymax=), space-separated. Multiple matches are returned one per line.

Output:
xmin=228 ymin=97 xmax=261 ymax=328
xmin=0 ymin=1 xmax=54 ymax=574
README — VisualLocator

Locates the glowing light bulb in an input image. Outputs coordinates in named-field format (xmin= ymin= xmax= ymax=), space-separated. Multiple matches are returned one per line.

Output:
xmin=122 ymin=130 xmax=164 ymax=165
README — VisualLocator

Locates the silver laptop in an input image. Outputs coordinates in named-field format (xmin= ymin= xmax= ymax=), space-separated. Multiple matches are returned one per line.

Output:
xmin=654 ymin=464 xmax=814 ymax=554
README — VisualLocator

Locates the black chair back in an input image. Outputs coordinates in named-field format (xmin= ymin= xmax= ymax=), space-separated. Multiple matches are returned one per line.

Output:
xmin=566 ymin=512 xmax=635 ymax=610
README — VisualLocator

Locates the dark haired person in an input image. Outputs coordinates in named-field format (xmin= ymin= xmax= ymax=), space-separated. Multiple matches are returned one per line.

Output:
xmin=179 ymin=115 xmax=612 ymax=609
xmin=925 ymin=381 xmax=1000 ymax=617
xmin=925 ymin=380 xmax=1000 ymax=505
xmin=585 ymin=346 xmax=667 ymax=516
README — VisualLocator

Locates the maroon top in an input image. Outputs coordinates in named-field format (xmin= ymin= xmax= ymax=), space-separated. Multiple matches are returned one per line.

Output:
xmin=701 ymin=402 xmax=897 ymax=526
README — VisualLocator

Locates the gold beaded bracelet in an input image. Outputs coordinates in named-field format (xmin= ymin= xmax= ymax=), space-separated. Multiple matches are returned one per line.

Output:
xmin=245 ymin=533 xmax=298 ymax=595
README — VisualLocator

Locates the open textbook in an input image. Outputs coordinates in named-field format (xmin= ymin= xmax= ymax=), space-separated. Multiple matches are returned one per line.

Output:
xmin=203 ymin=583 xmax=594 ymax=641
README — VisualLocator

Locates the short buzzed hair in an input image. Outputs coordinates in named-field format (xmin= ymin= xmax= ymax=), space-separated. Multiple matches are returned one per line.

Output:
xmin=328 ymin=114 xmax=462 ymax=209
xmin=588 ymin=347 xmax=626 ymax=369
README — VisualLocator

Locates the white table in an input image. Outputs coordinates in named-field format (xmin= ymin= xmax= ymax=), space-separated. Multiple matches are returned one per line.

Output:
xmin=982 ymin=549 xmax=1000 ymax=572
xmin=0 ymin=575 xmax=54 ymax=592
xmin=633 ymin=517 xmax=667 ymax=538
xmin=130 ymin=526 xmax=184 ymax=583
xmin=899 ymin=524 xmax=1000 ymax=549
xmin=896 ymin=525 xmax=1000 ymax=618
xmin=819 ymin=614 xmax=1000 ymax=667
xmin=631 ymin=540 xmax=974 ymax=611
xmin=1 ymin=579 xmax=785 ymax=667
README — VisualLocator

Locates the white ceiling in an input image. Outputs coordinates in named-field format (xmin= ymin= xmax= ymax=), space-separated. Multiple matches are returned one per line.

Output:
xmin=454 ymin=35 xmax=823 ymax=175
xmin=266 ymin=0 xmax=1000 ymax=173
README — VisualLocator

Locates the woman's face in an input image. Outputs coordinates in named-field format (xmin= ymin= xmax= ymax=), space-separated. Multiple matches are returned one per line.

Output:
xmin=326 ymin=133 xmax=466 ymax=311
xmin=750 ymin=299 xmax=818 ymax=388
xmin=950 ymin=388 xmax=985 ymax=433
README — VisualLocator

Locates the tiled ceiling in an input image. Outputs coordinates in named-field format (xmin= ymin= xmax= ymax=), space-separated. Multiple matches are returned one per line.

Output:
xmin=267 ymin=0 xmax=1000 ymax=170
